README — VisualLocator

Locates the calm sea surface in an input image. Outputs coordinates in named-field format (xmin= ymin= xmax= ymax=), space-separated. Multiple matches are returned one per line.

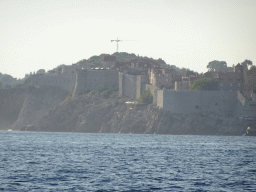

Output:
xmin=0 ymin=131 xmax=256 ymax=191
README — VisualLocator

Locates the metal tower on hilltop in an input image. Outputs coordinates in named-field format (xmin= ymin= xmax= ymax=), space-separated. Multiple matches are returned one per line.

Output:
xmin=111 ymin=38 xmax=137 ymax=52
xmin=111 ymin=37 xmax=121 ymax=52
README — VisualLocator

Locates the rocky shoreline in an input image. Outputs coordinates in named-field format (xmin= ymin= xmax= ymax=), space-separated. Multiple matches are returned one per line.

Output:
xmin=11 ymin=87 xmax=247 ymax=135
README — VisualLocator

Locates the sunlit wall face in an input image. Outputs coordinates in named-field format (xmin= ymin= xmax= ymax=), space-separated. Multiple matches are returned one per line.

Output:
xmin=1 ymin=0 xmax=256 ymax=78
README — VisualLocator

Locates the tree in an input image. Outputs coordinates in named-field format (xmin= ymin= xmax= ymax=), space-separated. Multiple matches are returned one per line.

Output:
xmin=207 ymin=60 xmax=227 ymax=71
xmin=189 ymin=78 xmax=219 ymax=91
xmin=186 ymin=69 xmax=197 ymax=76
xmin=156 ymin=58 xmax=167 ymax=67
xmin=178 ymin=67 xmax=188 ymax=75
xmin=47 ymin=65 xmax=64 ymax=74
xmin=177 ymin=68 xmax=196 ymax=76
xmin=241 ymin=59 xmax=253 ymax=69
xmin=137 ymin=88 xmax=153 ymax=104
xmin=36 ymin=69 xmax=45 ymax=74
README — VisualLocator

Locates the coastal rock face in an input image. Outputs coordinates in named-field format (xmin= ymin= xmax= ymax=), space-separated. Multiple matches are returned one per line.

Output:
xmin=12 ymin=87 xmax=69 ymax=130
xmin=0 ymin=88 xmax=27 ymax=129
xmin=34 ymin=91 xmax=247 ymax=135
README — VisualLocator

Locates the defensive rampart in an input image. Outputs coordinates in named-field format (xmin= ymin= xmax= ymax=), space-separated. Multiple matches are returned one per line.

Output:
xmin=30 ymin=74 xmax=76 ymax=92
xmin=73 ymin=70 xmax=118 ymax=97
xmin=156 ymin=90 xmax=240 ymax=117
xmin=237 ymin=91 xmax=256 ymax=117
xmin=119 ymin=72 xmax=148 ymax=99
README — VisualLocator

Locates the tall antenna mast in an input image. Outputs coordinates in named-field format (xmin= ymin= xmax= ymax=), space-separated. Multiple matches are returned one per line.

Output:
xmin=111 ymin=37 xmax=121 ymax=52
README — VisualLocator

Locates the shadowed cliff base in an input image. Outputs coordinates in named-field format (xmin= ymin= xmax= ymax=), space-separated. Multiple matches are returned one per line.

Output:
xmin=15 ymin=89 xmax=247 ymax=136
xmin=0 ymin=88 xmax=27 ymax=130
xmin=11 ymin=86 xmax=69 ymax=130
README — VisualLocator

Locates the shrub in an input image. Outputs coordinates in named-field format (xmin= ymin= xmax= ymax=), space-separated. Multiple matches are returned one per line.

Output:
xmin=101 ymin=89 xmax=114 ymax=99
xmin=189 ymin=78 xmax=219 ymax=91
xmin=137 ymin=88 xmax=153 ymax=104
xmin=62 ymin=95 xmax=72 ymax=104
xmin=87 ymin=90 xmax=95 ymax=95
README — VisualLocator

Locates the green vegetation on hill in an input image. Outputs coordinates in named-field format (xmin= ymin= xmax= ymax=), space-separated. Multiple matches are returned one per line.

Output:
xmin=189 ymin=78 xmax=219 ymax=91
xmin=0 ymin=73 xmax=24 ymax=88
xmin=177 ymin=68 xmax=197 ymax=75
xmin=241 ymin=59 xmax=253 ymax=69
xmin=137 ymin=88 xmax=153 ymax=104
xmin=86 ymin=52 xmax=137 ymax=68
xmin=112 ymin=52 xmax=137 ymax=62
xmin=76 ymin=52 xmax=170 ymax=69
xmin=207 ymin=60 xmax=227 ymax=71
xmin=47 ymin=65 xmax=64 ymax=74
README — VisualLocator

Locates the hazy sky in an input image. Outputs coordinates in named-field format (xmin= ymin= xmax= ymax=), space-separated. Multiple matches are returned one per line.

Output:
xmin=1 ymin=0 xmax=256 ymax=78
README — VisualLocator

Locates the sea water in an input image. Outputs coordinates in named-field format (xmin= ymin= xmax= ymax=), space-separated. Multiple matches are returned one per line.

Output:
xmin=0 ymin=131 xmax=255 ymax=191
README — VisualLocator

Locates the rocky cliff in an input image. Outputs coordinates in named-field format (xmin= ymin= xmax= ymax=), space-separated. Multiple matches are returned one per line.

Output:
xmin=30 ymin=91 xmax=247 ymax=135
xmin=0 ymin=88 xmax=27 ymax=129
xmin=12 ymin=86 xmax=69 ymax=130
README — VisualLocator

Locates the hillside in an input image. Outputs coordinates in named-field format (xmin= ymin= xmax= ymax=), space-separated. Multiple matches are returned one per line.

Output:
xmin=75 ymin=52 xmax=169 ymax=68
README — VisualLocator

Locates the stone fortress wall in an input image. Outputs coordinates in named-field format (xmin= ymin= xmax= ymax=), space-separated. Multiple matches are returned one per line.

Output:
xmin=119 ymin=72 xmax=148 ymax=99
xmin=153 ymin=89 xmax=256 ymax=117
xmin=29 ymin=60 xmax=256 ymax=118
xmin=30 ymin=62 xmax=93 ymax=93
xmin=237 ymin=91 xmax=256 ymax=117
xmin=175 ymin=81 xmax=190 ymax=91
xmin=157 ymin=90 xmax=238 ymax=116
xmin=118 ymin=73 xmax=256 ymax=118
xmin=73 ymin=69 xmax=118 ymax=97
xmin=30 ymin=74 xmax=76 ymax=92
